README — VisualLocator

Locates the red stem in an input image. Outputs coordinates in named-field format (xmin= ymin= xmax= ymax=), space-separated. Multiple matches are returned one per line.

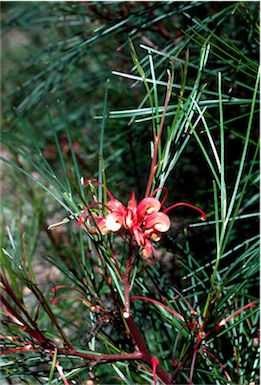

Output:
xmin=57 ymin=348 xmax=143 ymax=363
xmin=132 ymin=295 xmax=185 ymax=322
xmin=125 ymin=315 xmax=170 ymax=384
xmin=145 ymin=70 xmax=172 ymax=198
xmin=170 ymin=352 xmax=190 ymax=382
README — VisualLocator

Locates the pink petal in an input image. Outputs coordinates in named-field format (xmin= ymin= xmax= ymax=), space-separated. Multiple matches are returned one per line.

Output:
xmin=97 ymin=218 xmax=109 ymax=234
xmin=107 ymin=199 xmax=126 ymax=215
xmin=105 ymin=212 xmax=123 ymax=232
xmin=137 ymin=197 xmax=161 ymax=218
xmin=144 ymin=212 xmax=170 ymax=232
xmin=142 ymin=240 xmax=153 ymax=259
xmin=127 ymin=190 xmax=137 ymax=212
xmin=133 ymin=226 xmax=145 ymax=246
xmin=125 ymin=208 xmax=135 ymax=229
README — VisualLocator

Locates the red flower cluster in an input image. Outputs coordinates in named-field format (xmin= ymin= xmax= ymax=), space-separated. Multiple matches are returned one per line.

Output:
xmin=78 ymin=180 xmax=206 ymax=263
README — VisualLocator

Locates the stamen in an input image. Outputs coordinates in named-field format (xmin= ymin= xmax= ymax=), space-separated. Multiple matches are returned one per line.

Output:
xmin=151 ymin=186 xmax=169 ymax=206
xmin=165 ymin=202 xmax=206 ymax=221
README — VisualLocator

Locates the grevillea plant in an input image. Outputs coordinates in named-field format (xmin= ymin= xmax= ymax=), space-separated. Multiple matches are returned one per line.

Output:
xmin=0 ymin=3 xmax=260 ymax=383
xmin=76 ymin=91 xmax=207 ymax=323
xmin=0 ymin=89 xmax=209 ymax=383
xmin=0 ymin=72 xmax=209 ymax=384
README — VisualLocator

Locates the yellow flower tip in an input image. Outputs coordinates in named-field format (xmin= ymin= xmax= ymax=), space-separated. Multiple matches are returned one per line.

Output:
xmin=150 ymin=232 xmax=161 ymax=242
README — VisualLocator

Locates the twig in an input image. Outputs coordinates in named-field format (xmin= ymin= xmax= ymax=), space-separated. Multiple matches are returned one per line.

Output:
xmin=57 ymin=348 xmax=143 ymax=363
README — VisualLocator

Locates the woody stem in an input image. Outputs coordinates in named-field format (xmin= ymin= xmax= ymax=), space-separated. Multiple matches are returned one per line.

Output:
xmin=57 ymin=348 xmax=143 ymax=363
xmin=125 ymin=315 xmax=171 ymax=384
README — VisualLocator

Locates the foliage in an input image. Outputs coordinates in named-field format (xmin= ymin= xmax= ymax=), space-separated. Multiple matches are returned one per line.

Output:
xmin=1 ymin=2 xmax=259 ymax=385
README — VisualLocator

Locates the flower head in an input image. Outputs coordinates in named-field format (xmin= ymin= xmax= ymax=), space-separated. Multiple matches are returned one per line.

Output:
xmin=78 ymin=180 xmax=206 ymax=263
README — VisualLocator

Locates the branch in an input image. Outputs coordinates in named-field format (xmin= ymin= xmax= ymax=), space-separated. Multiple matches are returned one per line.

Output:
xmin=57 ymin=348 xmax=143 ymax=363
xmin=125 ymin=315 xmax=171 ymax=384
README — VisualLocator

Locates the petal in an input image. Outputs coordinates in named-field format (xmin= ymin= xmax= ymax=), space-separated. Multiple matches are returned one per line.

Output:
xmin=127 ymin=190 xmax=137 ymax=212
xmin=133 ymin=226 xmax=145 ymax=246
xmin=143 ymin=229 xmax=162 ymax=242
xmin=142 ymin=240 xmax=159 ymax=264
xmin=144 ymin=212 xmax=170 ymax=232
xmin=142 ymin=240 xmax=153 ymax=259
xmin=97 ymin=218 xmax=109 ymax=235
xmin=107 ymin=199 xmax=126 ymax=215
xmin=105 ymin=212 xmax=123 ymax=232
xmin=137 ymin=197 xmax=161 ymax=218
xmin=125 ymin=208 xmax=136 ymax=229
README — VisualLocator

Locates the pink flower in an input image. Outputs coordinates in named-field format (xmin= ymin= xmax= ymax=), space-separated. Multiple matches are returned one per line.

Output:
xmin=78 ymin=180 xmax=206 ymax=263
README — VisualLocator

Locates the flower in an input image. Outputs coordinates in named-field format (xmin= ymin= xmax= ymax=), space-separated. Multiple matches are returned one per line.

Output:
xmin=78 ymin=180 xmax=206 ymax=263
